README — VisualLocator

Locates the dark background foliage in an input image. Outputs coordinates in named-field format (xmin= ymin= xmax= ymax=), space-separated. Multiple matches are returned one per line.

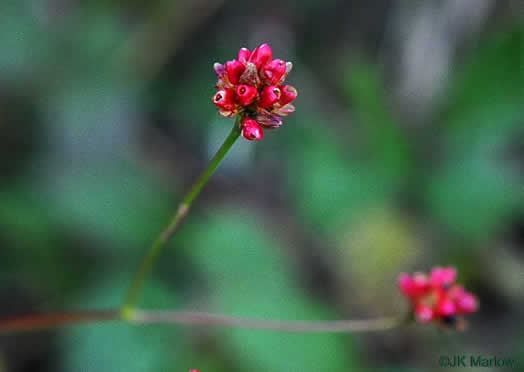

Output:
xmin=0 ymin=0 xmax=523 ymax=371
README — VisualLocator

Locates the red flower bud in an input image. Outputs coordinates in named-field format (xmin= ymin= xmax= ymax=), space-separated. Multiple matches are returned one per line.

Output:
xmin=226 ymin=60 xmax=246 ymax=85
xmin=212 ymin=89 xmax=235 ymax=111
xmin=262 ymin=59 xmax=287 ymax=85
xmin=279 ymin=85 xmax=298 ymax=106
xmin=259 ymin=86 xmax=281 ymax=108
xmin=236 ymin=84 xmax=258 ymax=106
xmin=242 ymin=119 xmax=264 ymax=141
xmin=436 ymin=298 xmax=457 ymax=317
xmin=249 ymin=43 xmax=273 ymax=69
xmin=238 ymin=48 xmax=251 ymax=63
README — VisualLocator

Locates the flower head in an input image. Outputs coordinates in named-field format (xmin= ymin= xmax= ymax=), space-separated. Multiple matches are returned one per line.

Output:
xmin=212 ymin=43 xmax=297 ymax=141
xmin=398 ymin=266 xmax=478 ymax=329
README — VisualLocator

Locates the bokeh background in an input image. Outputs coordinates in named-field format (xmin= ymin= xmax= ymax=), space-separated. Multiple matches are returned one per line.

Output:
xmin=1 ymin=0 xmax=523 ymax=371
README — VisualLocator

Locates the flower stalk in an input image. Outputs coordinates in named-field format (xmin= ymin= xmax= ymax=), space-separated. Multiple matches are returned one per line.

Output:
xmin=121 ymin=118 xmax=242 ymax=318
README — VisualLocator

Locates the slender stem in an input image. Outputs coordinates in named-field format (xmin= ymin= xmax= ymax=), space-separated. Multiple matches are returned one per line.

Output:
xmin=132 ymin=310 xmax=404 ymax=333
xmin=0 ymin=309 xmax=405 ymax=334
xmin=0 ymin=310 xmax=118 ymax=333
xmin=121 ymin=119 xmax=242 ymax=317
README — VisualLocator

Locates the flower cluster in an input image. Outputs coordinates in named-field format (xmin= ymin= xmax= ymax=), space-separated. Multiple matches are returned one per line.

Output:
xmin=398 ymin=267 xmax=478 ymax=329
xmin=212 ymin=43 xmax=297 ymax=141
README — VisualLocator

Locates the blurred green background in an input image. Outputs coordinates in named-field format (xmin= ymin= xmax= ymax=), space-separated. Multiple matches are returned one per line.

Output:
xmin=1 ymin=0 xmax=523 ymax=371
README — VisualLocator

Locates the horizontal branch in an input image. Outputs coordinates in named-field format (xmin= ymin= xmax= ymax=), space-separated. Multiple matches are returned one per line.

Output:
xmin=0 ymin=310 xmax=118 ymax=333
xmin=132 ymin=310 xmax=403 ymax=333
xmin=0 ymin=309 xmax=404 ymax=334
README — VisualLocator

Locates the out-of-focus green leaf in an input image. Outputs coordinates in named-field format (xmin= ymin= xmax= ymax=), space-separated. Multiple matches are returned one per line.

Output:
xmin=285 ymin=118 xmax=403 ymax=232
xmin=46 ymin=161 xmax=173 ymax=250
xmin=427 ymin=29 xmax=524 ymax=238
xmin=428 ymin=143 xmax=523 ymax=237
xmin=443 ymin=29 xmax=524 ymax=131
xmin=344 ymin=60 xmax=413 ymax=177
xmin=0 ymin=182 xmax=95 ymax=297
xmin=285 ymin=60 xmax=413 ymax=233
xmin=180 ymin=206 xmax=355 ymax=371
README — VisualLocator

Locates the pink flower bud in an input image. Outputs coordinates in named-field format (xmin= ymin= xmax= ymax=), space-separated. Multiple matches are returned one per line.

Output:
xmin=249 ymin=43 xmax=273 ymax=69
xmin=238 ymin=48 xmax=251 ymax=63
xmin=447 ymin=284 xmax=465 ymax=299
xmin=242 ymin=119 xmax=264 ymax=141
xmin=259 ymin=86 xmax=281 ymax=108
xmin=236 ymin=84 xmax=258 ymax=106
xmin=262 ymin=59 xmax=287 ymax=85
xmin=412 ymin=273 xmax=430 ymax=295
xmin=212 ymin=89 xmax=235 ymax=111
xmin=430 ymin=267 xmax=457 ymax=287
xmin=226 ymin=60 xmax=246 ymax=85
xmin=279 ymin=85 xmax=298 ymax=106
xmin=456 ymin=292 xmax=478 ymax=314
xmin=398 ymin=273 xmax=415 ymax=297
xmin=415 ymin=304 xmax=434 ymax=323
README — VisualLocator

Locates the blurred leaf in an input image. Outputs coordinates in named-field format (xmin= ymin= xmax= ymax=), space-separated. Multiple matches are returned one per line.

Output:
xmin=428 ymin=143 xmax=523 ymax=237
xmin=0 ymin=3 xmax=44 ymax=76
xmin=427 ymin=29 xmax=524 ymax=238
xmin=41 ymin=73 xmax=173 ymax=251
xmin=344 ymin=60 xmax=413 ymax=177
xmin=286 ymin=117 xmax=404 ymax=232
xmin=0 ymin=182 xmax=95 ymax=297
xmin=46 ymin=161 xmax=173 ymax=250
xmin=180 ymin=206 xmax=355 ymax=371
xmin=443 ymin=29 xmax=524 ymax=130
xmin=285 ymin=60 xmax=414 ymax=233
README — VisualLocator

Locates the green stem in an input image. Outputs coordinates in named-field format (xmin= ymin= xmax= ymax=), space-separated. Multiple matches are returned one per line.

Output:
xmin=121 ymin=119 xmax=242 ymax=318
